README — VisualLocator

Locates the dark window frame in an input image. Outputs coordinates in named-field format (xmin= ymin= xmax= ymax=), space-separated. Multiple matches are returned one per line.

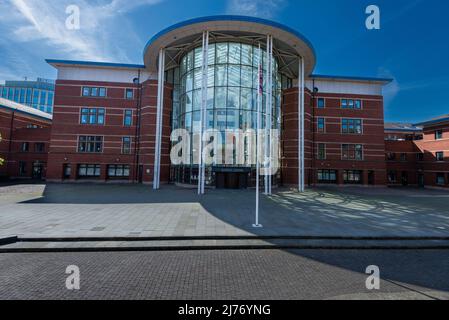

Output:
xmin=19 ymin=161 xmax=27 ymax=176
xmin=78 ymin=136 xmax=103 ymax=153
xmin=21 ymin=142 xmax=29 ymax=152
xmin=317 ymin=143 xmax=326 ymax=160
xmin=34 ymin=143 xmax=45 ymax=153
xmin=317 ymin=170 xmax=337 ymax=184
xmin=436 ymin=152 xmax=444 ymax=162
xmin=124 ymin=109 xmax=133 ymax=127
xmin=82 ymin=86 xmax=107 ymax=98
xmin=77 ymin=164 xmax=101 ymax=178
xmin=343 ymin=170 xmax=363 ymax=184
xmin=342 ymin=144 xmax=363 ymax=160
xmin=435 ymin=130 xmax=443 ymax=140
xmin=341 ymin=118 xmax=362 ymax=134
xmin=107 ymin=164 xmax=131 ymax=179
xmin=317 ymin=118 xmax=325 ymax=133
xmin=80 ymin=107 xmax=105 ymax=125
xmin=125 ymin=88 xmax=134 ymax=100
xmin=122 ymin=137 xmax=131 ymax=155
xmin=436 ymin=173 xmax=446 ymax=186
xmin=341 ymin=99 xmax=362 ymax=110
xmin=317 ymin=98 xmax=325 ymax=108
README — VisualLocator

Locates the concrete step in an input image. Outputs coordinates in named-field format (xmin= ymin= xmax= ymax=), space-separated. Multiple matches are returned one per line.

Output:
xmin=2 ymin=238 xmax=449 ymax=252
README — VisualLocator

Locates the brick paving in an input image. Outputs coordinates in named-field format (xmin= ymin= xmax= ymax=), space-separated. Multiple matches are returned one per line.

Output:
xmin=0 ymin=249 xmax=448 ymax=300
xmin=1 ymin=183 xmax=449 ymax=238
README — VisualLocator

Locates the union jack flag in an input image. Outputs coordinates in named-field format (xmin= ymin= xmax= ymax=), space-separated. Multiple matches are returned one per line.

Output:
xmin=258 ymin=65 xmax=263 ymax=95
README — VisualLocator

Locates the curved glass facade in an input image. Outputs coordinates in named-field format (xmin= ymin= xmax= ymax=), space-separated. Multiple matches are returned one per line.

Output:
xmin=167 ymin=42 xmax=291 ymax=187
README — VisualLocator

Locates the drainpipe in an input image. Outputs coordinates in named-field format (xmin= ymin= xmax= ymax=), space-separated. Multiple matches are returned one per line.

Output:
xmin=311 ymin=79 xmax=316 ymax=186
xmin=134 ymin=69 xmax=143 ymax=183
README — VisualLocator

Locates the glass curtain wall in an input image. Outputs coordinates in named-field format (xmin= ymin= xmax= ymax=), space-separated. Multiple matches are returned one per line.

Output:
xmin=167 ymin=42 xmax=291 ymax=186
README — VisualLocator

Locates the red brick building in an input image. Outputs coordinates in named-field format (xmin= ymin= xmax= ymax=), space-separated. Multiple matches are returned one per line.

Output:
xmin=0 ymin=98 xmax=52 ymax=180
xmin=1 ymin=16 xmax=447 ymax=190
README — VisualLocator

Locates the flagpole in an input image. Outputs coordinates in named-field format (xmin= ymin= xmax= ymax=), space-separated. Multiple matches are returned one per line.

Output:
xmin=253 ymin=43 xmax=263 ymax=228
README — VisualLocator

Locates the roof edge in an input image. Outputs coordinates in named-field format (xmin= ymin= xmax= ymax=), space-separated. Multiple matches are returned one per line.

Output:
xmin=0 ymin=98 xmax=53 ymax=121
xmin=46 ymin=59 xmax=145 ymax=70
xmin=143 ymin=15 xmax=317 ymax=64
xmin=414 ymin=117 xmax=449 ymax=127
xmin=311 ymin=74 xmax=394 ymax=84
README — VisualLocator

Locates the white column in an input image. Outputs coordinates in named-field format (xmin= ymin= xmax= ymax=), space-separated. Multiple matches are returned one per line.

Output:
xmin=264 ymin=35 xmax=274 ymax=195
xmin=153 ymin=48 xmax=165 ymax=190
xmin=253 ymin=43 xmax=263 ymax=228
xmin=198 ymin=31 xmax=209 ymax=195
xmin=268 ymin=35 xmax=273 ymax=195
xmin=298 ymin=56 xmax=305 ymax=192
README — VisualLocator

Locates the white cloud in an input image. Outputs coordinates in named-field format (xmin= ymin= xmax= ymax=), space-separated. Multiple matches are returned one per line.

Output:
xmin=378 ymin=67 xmax=399 ymax=107
xmin=0 ymin=0 xmax=162 ymax=62
xmin=226 ymin=0 xmax=286 ymax=19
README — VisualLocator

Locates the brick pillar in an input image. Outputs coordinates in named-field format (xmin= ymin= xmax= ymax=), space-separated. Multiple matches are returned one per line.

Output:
xmin=139 ymin=80 xmax=173 ymax=185
xmin=281 ymin=87 xmax=312 ymax=187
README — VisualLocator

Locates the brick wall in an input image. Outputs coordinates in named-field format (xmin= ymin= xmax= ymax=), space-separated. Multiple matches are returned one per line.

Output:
xmin=0 ymin=107 xmax=51 ymax=179
xmin=46 ymin=79 xmax=172 ymax=184
xmin=281 ymin=87 xmax=386 ymax=186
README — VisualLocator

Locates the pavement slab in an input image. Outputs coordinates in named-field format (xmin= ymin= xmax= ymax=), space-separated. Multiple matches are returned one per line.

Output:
xmin=1 ymin=183 xmax=449 ymax=239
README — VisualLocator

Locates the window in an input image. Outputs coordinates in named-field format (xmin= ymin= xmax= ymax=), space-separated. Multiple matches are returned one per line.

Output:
xmin=436 ymin=152 xmax=444 ymax=161
xmin=400 ymin=153 xmax=407 ymax=161
xmin=63 ymin=164 xmax=71 ymax=179
xmin=125 ymin=89 xmax=134 ymax=100
xmin=107 ymin=165 xmax=130 ymax=178
xmin=32 ymin=90 xmax=39 ymax=108
xmin=19 ymin=161 xmax=27 ymax=176
xmin=388 ymin=171 xmax=397 ymax=183
xmin=317 ymin=98 xmax=325 ymax=108
xmin=34 ymin=143 xmax=45 ymax=153
xmin=436 ymin=173 xmax=445 ymax=186
xmin=124 ymin=110 xmax=133 ymax=126
xmin=317 ymin=143 xmax=326 ymax=160
xmin=14 ymin=88 xmax=20 ymax=102
xmin=80 ymin=108 xmax=105 ymax=125
xmin=26 ymin=88 xmax=32 ymax=104
xmin=317 ymin=118 xmax=325 ymax=133
xmin=342 ymin=144 xmax=363 ymax=160
xmin=341 ymin=99 xmax=362 ymax=109
xmin=82 ymin=87 xmax=106 ymax=97
xmin=78 ymin=164 xmax=101 ymax=178
xmin=99 ymin=88 xmax=106 ymax=97
xmin=78 ymin=136 xmax=103 ymax=153
xmin=386 ymin=153 xmax=396 ymax=161
xmin=122 ymin=137 xmax=131 ymax=154
xmin=417 ymin=153 xmax=424 ymax=161
xmin=342 ymin=119 xmax=362 ymax=134
xmin=343 ymin=170 xmax=363 ymax=184
xmin=21 ymin=142 xmax=29 ymax=152
xmin=435 ymin=130 xmax=443 ymax=140
xmin=317 ymin=170 xmax=337 ymax=183
xmin=40 ymin=91 xmax=47 ymax=106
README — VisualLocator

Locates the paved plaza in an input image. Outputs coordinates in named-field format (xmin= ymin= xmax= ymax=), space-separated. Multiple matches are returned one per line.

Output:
xmin=1 ymin=183 xmax=449 ymax=238
xmin=0 ymin=249 xmax=448 ymax=300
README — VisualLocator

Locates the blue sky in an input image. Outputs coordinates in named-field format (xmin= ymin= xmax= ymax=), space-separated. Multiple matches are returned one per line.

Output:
xmin=0 ymin=0 xmax=448 ymax=123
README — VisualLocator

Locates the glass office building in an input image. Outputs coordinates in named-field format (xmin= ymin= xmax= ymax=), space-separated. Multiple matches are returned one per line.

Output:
xmin=0 ymin=78 xmax=55 ymax=114
xmin=167 ymin=42 xmax=291 ymax=187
